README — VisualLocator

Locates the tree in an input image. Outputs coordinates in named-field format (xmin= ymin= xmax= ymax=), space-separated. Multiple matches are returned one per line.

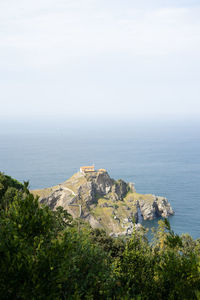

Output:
xmin=0 ymin=178 xmax=112 ymax=299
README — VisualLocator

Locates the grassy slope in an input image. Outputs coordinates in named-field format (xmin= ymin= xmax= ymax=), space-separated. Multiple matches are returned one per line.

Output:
xmin=31 ymin=172 xmax=86 ymax=198
xmin=91 ymin=191 xmax=156 ymax=233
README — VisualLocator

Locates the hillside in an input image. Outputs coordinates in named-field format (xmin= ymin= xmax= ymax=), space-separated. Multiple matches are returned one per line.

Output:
xmin=32 ymin=170 xmax=174 ymax=236
xmin=1 ymin=172 xmax=199 ymax=299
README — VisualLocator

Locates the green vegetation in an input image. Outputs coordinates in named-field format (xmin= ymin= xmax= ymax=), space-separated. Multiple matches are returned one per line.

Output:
xmin=91 ymin=196 xmax=137 ymax=234
xmin=0 ymin=172 xmax=24 ymax=210
xmin=0 ymin=172 xmax=200 ymax=299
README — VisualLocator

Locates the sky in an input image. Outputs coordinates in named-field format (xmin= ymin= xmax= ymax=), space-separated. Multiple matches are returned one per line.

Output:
xmin=0 ymin=0 xmax=200 ymax=121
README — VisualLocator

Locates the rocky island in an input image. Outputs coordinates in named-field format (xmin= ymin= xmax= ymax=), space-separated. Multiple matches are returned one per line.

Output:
xmin=32 ymin=166 xmax=174 ymax=236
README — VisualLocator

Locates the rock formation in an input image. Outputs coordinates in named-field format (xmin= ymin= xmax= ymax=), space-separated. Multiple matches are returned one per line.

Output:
xmin=32 ymin=170 xmax=174 ymax=236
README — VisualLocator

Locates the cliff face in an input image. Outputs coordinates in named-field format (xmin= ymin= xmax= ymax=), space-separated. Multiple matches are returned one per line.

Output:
xmin=32 ymin=171 xmax=174 ymax=236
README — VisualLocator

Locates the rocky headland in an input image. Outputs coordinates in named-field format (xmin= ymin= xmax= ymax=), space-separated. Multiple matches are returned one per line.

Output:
xmin=32 ymin=170 xmax=174 ymax=236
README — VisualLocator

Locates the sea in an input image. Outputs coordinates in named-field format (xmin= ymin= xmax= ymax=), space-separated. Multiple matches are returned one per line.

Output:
xmin=0 ymin=118 xmax=200 ymax=239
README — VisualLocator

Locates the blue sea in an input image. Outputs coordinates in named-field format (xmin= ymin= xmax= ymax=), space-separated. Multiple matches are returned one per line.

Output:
xmin=0 ymin=118 xmax=200 ymax=239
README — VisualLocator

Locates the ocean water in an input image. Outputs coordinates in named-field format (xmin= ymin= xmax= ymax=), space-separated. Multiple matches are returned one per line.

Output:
xmin=0 ymin=119 xmax=200 ymax=239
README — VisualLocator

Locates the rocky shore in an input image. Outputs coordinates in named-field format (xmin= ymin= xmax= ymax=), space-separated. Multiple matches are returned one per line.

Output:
xmin=32 ymin=170 xmax=174 ymax=236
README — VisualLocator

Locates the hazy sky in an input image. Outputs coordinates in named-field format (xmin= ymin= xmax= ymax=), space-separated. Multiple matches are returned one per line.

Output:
xmin=1 ymin=0 xmax=200 ymax=120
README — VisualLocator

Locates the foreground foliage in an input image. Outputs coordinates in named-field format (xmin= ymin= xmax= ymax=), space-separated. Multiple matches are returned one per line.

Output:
xmin=0 ymin=172 xmax=199 ymax=299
